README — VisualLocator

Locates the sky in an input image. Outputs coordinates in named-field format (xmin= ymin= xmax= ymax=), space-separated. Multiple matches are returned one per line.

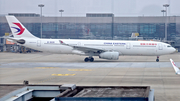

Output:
xmin=0 ymin=0 xmax=179 ymax=17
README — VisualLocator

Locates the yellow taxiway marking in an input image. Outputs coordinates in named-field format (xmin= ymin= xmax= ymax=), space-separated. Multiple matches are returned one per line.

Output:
xmin=36 ymin=76 xmax=57 ymax=84
xmin=68 ymin=69 xmax=92 ymax=71
xmin=35 ymin=67 xmax=58 ymax=69
xmin=52 ymin=74 xmax=76 ymax=76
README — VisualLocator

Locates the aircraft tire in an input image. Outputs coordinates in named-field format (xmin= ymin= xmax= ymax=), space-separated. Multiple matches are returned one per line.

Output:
xmin=84 ymin=57 xmax=89 ymax=62
xmin=156 ymin=59 xmax=159 ymax=62
xmin=89 ymin=57 xmax=94 ymax=62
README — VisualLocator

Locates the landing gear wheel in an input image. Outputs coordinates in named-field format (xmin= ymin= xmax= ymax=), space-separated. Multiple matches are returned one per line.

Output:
xmin=84 ymin=57 xmax=89 ymax=62
xmin=156 ymin=56 xmax=159 ymax=62
xmin=84 ymin=57 xmax=94 ymax=62
xmin=156 ymin=59 xmax=159 ymax=62
xmin=89 ymin=57 xmax=94 ymax=62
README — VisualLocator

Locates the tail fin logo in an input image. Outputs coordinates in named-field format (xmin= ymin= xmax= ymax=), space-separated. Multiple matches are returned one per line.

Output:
xmin=172 ymin=61 xmax=177 ymax=67
xmin=11 ymin=23 xmax=25 ymax=35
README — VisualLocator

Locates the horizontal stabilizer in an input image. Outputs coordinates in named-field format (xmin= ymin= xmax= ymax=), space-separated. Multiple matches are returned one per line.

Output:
xmin=4 ymin=37 xmax=25 ymax=44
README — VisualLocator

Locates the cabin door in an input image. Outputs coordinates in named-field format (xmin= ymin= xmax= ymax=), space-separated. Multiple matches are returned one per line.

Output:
xmin=37 ymin=40 xmax=41 ymax=47
xmin=158 ymin=43 xmax=163 ymax=50
xmin=126 ymin=43 xmax=131 ymax=49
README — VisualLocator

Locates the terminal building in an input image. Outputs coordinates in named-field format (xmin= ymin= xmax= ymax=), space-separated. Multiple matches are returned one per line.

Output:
xmin=0 ymin=13 xmax=180 ymax=51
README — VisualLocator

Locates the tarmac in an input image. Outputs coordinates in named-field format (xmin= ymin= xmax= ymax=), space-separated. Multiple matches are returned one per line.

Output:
xmin=0 ymin=52 xmax=180 ymax=101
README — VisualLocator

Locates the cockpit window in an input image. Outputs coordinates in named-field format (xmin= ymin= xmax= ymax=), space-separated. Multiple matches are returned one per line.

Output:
xmin=167 ymin=45 xmax=172 ymax=47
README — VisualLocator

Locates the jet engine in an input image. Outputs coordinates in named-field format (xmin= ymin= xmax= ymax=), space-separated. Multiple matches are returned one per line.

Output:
xmin=99 ymin=52 xmax=119 ymax=60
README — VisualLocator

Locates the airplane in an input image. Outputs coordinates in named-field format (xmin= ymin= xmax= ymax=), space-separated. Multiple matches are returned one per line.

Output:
xmin=170 ymin=59 xmax=180 ymax=75
xmin=5 ymin=16 xmax=176 ymax=62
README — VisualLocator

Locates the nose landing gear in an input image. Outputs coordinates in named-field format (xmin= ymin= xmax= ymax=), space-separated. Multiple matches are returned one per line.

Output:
xmin=84 ymin=57 xmax=94 ymax=62
xmin=156 ymin=56 xmax=159 ymax=62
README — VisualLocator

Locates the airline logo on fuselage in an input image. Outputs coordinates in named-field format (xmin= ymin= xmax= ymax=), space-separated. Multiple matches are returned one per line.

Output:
xmin=11 ymin=23 xmax=25 ymax=35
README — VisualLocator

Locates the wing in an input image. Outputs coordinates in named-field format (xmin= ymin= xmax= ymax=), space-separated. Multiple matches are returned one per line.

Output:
xmin=69 ymin=45 xmax=105 ymax=53
xmin=170 ymin=59 xmax=180 ymax=75
xmin=59 ymin=40 xmax=105 ymax=54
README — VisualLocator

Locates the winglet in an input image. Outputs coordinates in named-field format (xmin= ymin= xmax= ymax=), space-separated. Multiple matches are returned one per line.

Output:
xmin=170 ymin=59 xmax=180 ymax=75
xmin=60 ymin=40 xmax=64 ymax=44
xmin=59 ymin=40 xmax=67 ymax=45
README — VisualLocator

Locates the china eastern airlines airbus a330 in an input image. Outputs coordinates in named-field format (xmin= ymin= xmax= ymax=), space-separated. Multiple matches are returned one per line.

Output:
xmin=5 ymin=16 xmax=176 ymax=62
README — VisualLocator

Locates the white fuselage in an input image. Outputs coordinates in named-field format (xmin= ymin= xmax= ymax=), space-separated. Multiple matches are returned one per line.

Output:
xmin=21 ymin=38 xmax=176 ymax=56
xmin=6 ymin=16 xmax=176 ymax=62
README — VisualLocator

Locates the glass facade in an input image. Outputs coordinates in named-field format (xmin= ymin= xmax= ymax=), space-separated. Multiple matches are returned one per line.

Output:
xmin=0 ymin=23 xmax=10 ymax=36
xmin=0 ymin=17 xmax=179 ymax=43
xmin=167 ymin=23 xmax=176 ymax=40
xmin=112 ymin=23 xmax=165 ymax=40
xmin=86 ymin=13 xmax=114 ymax=17
xmin=8 ymin=13 xmax=40 ymax=17
xmin=139 ymin=23 xmax=165 ymax=40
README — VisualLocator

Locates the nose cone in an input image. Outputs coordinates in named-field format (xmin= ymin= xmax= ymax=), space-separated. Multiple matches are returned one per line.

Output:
xmin=172 ymin=48 xmax=176 ymax=53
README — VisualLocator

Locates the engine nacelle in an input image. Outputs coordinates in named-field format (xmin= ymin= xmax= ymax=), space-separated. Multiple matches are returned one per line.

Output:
xmin=99 ymin=52 xmax=119 ymax=60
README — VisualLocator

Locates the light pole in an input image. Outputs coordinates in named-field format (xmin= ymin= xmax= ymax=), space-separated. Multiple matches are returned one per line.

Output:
xmin=59 ymin=10 xmax=64 ymax=17
xmin=38 ymin=4 xmax=44 ymax=38
xmin=163 ymin=4 xmax=169 ymax=41
xmin=161 ymin=10 xmax=166 ymax=16
xmin=163 ymin=4 xmax=169 ymax=16
xmin=112 ymin=14 xmax=114 ymax=40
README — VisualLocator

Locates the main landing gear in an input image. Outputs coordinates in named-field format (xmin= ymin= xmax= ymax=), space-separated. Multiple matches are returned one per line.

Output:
xmin=156 ymin=56 xmax=159 ymax=62
xmin=84 ymin=57 xmax=94 ymax=62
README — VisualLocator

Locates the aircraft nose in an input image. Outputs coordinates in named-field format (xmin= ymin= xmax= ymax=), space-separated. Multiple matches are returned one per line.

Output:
xmin=172 ymin=48 xmax=176 ymax=53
